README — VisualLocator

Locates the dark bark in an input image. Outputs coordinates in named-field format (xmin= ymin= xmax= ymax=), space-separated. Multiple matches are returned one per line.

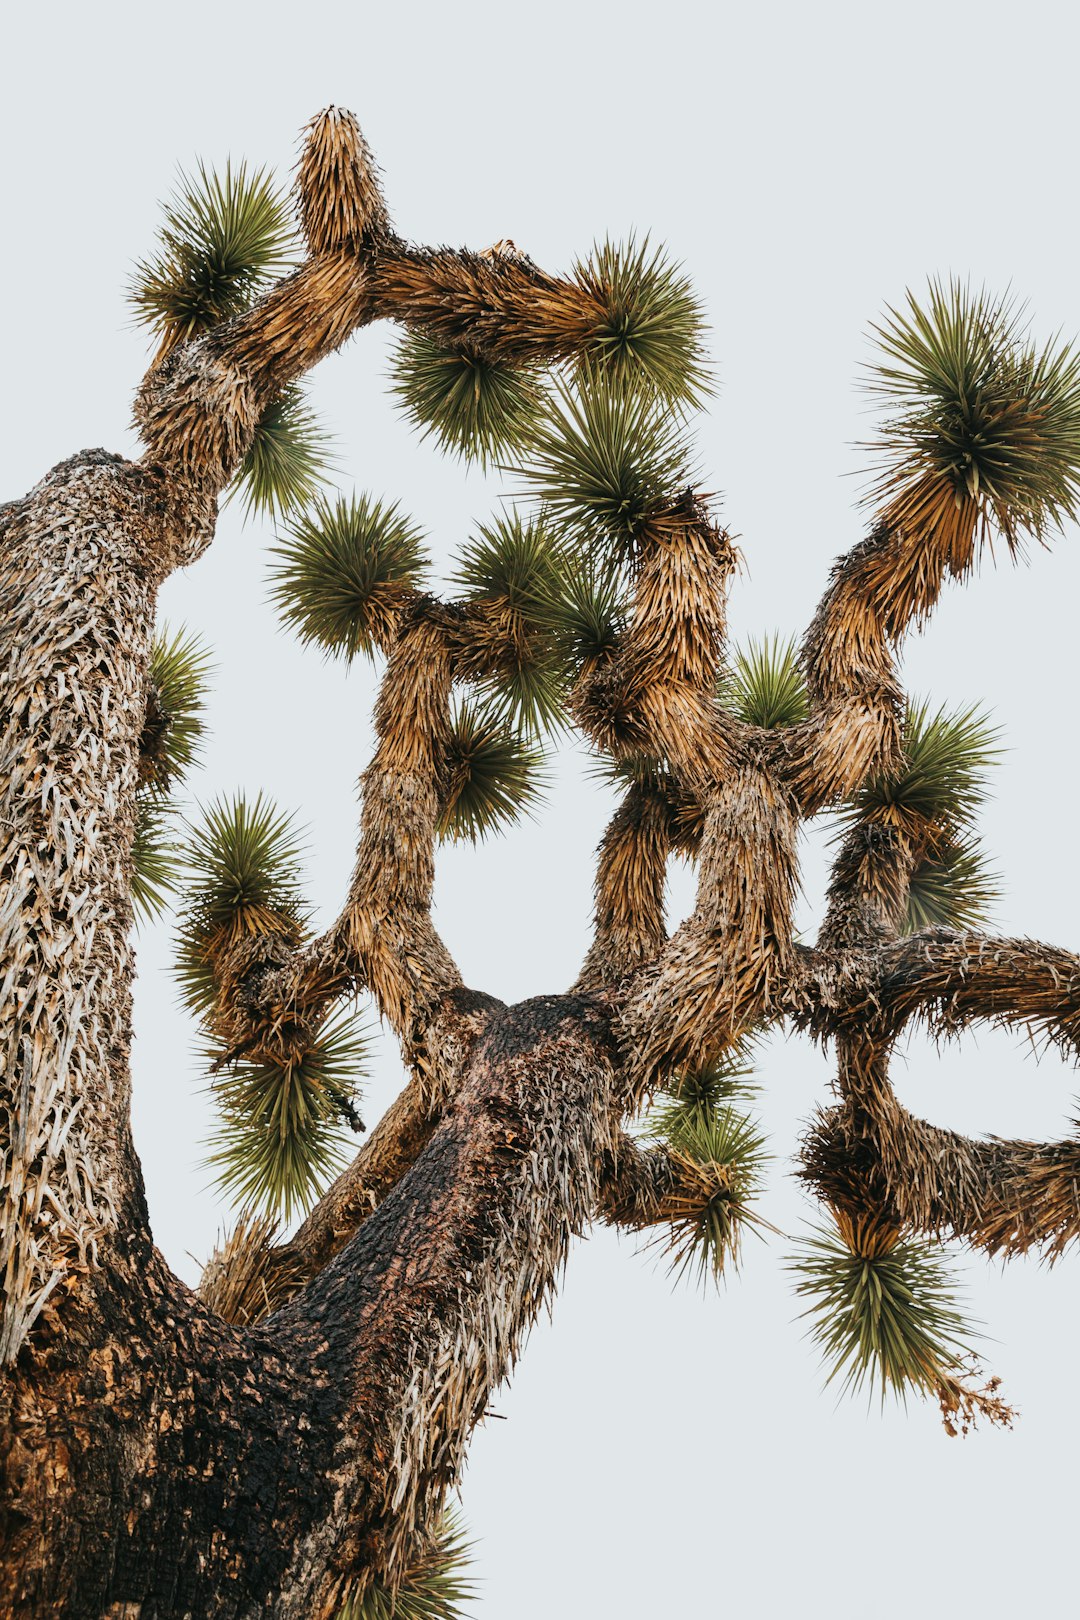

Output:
xmin=0 ymin=994 xmax=620 ymax=1618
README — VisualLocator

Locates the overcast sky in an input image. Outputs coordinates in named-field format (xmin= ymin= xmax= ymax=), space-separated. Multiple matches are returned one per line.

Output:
xmin=5 ymin=3 xmax=1080 ymax=1615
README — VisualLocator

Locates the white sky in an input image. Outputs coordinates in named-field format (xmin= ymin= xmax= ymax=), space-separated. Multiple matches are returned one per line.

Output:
xmin=5 ymin=3 xmax=1080 ymax=1615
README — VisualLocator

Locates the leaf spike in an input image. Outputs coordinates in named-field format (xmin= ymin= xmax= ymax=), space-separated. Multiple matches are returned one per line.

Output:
xmin=269 ymin=492 xmax=429 ymax=662
xmin=232 ymin=386 xmax=334 ymax=523
xmin=575 ymin=234 xmax=713 ymax=407
xmin=129 ymin=159 xmax=296 ymax=357
xmin=390 ymin=332 xmax=547 ymax=467
xmin=863 ymin=277 xmax=1080 ymax=557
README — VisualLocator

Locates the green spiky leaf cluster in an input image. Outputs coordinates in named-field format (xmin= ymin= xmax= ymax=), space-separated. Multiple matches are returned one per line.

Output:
xmin=576 ymin=236 xmax=712 ymax=407
xmin=143 ymin=626 xmax=213 ymax=795
xmin=655 ymin=1105 xmax=770 ymax=1285
xmin=789 ymin=1214 xmax=978 ymax=1405
xmin=233 ymin=386 xmax=334 ymax=523
xmin=865 ymin=278 xmax=1080 ymax=548
xmin=518 ymin=376 xmax=693 ymax=552
xmin=648 ymin=1048 xmax=760 ymax=1139
xmin=132 ymin=797 xmax=183 ymax=925
xmin=132 ymin=627 xmax=212 ymax=925
xmin=391 ymin=332 xmax=547 ymax=466
xmin=176 ymin=795 xmax=367 ymax=1221
xmin=840 ymin=698 xmax=1001 ymax=934
xmin=720 ymin=635 xmax=809 ymax=729
xmin=439 ymin=702 xmax=546 ymax=843
xmin=452 ymin=515 xmax=570 ymax=733
xmin=341 ymin=1509 xmax=475 ymax=1620
xmin=175 ymin=793 xmax=308 ymax=1014
xmin=850 ymin=699 xmax=999 ymax=834
xmin=905 ymin=835 xmax=1000 ymax=933
xmin=130 ymin=161 xmax=295 ymax=350
xmin=553 ymin=558 xmax=628 ymax=669
xmin=207 ymin=1012 xmax=367 ymax=1222
xmin=270 ymin=493 xmax=429 ymax=661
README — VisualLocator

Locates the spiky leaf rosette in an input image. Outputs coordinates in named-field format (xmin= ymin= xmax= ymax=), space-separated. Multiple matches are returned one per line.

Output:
xmin=342 ymin=1508 xmax=475 ymax=1620
xmin=176 ymin=794 xmax=308 ymax=1014
xmin=232 ymin=386 xmax=333 ymax=523
xmin=132 ymin=796 xmax=183 ymax=924
xmin=206 ymin=1011 xmax=367 ymax=1222
xmin=130 ymin=161 xmax=295 ymax=355
xmin=142 ymin=626 xmax=212 ymax=795
xmin=842 ymin=698 xmax=1000 ymax=848
xmin=651 ymin=1106 xmax=770 ymax=1284
xmin=789 ymin=1212 xmax=982 ymax=1407
xmin=720 ymin=634 xmax=809 ymax=729
xmin=864 ymin=279 xmax=1080 ymax=554
xmin=270 ymin=493 xmax=429 ymax=661
xmin=438 ymin=702 xmax=545 ymax=843
xmin=905 ymin=835 xmax=1000 ymax=933
xmin=452 ymin=515 xmax=569 ymax=733
xmin=552 ymin=557 xmax=628 ymax=670
xmin=649 ymin=1047 xmax=760 ymax=1137
xmin=574 ymin=236 xmax=712 ymax=407
xmin=391 ymin=332 xmax=547 ymax=466
xmin=518 ymin=374 xmax=693 ymax=556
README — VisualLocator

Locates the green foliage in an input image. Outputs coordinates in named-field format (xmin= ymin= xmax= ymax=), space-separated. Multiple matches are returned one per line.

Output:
xmin=550 ymin=559 xmax=628 ymax=669
xmin=144 ymin=625 xmax=212 ymax=794
xmin=845 ymin=699 xmax=1000 ymax=837
xmin=720 ymin=635 xmax=809 ymax=729
xmin=176 ymin=794 xmax=308 ymax=1014
xmin=270 ymin=493 xmax=429 ymax=661
xmin=865 ymin=278 xmax=1080 ymax=546
xmin=906 ymin=836 xmax=1000 ymax=933
xmin=576 ymin=236 xmax=712 ymax=407
xmin=391 ymin=332 xmax=546 ymax=466
xmin=649 ymin=1049 xmax=759 ymax=1137
xmin=130 ymin=161 xmax=295 ymax=347
xmin=131 ymin=796 xmax=183 ymax=924
xmin=233 ymin=386 xmax=334 ymax=523
xmin=518 ymin=375 xmax=693 ymax=552
xmin=452 ymin=514 xmax=569 ymax=734
xmin=439 ymin=702 xmax=546 ymax=843
xmin=342 ymin=1508 xmax=475 ymax=1620
xmin=132 ymin=625 xmax=213 ymax=928
xmin=206 ymin=1012 xmax=367 ymax=1222
xmin=657 ymin=1105 xmax=770 ymax=1284
xmin=789 ymin=1214 xmax=977 ymax=1405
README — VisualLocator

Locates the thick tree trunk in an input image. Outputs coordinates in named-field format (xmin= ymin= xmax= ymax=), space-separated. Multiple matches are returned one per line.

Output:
xmin=2 ymin=805 xmax=618 ymax=1619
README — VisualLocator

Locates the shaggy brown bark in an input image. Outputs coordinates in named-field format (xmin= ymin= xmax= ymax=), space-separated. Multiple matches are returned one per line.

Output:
xmin=3 ymin=104 xmax=1080 ymax=1617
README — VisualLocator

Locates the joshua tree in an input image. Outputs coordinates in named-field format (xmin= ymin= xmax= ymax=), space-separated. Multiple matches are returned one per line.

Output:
xmin=4 ymin=105 xmax=1080 ymax=1617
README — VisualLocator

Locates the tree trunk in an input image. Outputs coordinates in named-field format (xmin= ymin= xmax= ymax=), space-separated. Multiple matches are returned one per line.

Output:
xmin=0 ymin=479 xmax=620 ymax=1607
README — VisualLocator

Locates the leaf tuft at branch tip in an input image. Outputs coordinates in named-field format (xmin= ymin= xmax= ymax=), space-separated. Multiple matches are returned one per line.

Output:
xmin=719 ymin=634 xmax=808 ymax=730
xmin=131 ymin=796 xmax=183 ymax=926
xmin=232 ymin=386 xmax=335 ymax=523
xmin=788 ymin=1210 xmax=993 ymax=1414
xmin=269 ymin=493 xmax=429 ymax=662
xmin=438 ymin=702 xmax=547 ymax=844
xmin=575 ymin=235 xmax=713 ymax=407
xmin=129 ymin=160 xmax=296 ymax=353
xmin=142 ymin=625 xmax=213 ymax=796
xmin=391 ymin=332 xmax=547 ymax=466
xmin=174 ymin=792 xmax=308 ymax=1014
xmin=516 ymin=373 xmax=695 ymax=555
xmin=863 ymin=277 xmax=1080 ymax=552
xmin=452 ymin=514 xmax=571 ymax=735
xmin=205 ymin=1011 xmax=369 ymax=1223
xmin=843 ymin=698 xmax=1001 ymax=842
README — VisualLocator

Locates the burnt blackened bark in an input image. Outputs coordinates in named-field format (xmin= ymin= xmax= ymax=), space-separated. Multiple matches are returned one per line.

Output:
xmin=0 ymin=994 xmax=621 ymax=1618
